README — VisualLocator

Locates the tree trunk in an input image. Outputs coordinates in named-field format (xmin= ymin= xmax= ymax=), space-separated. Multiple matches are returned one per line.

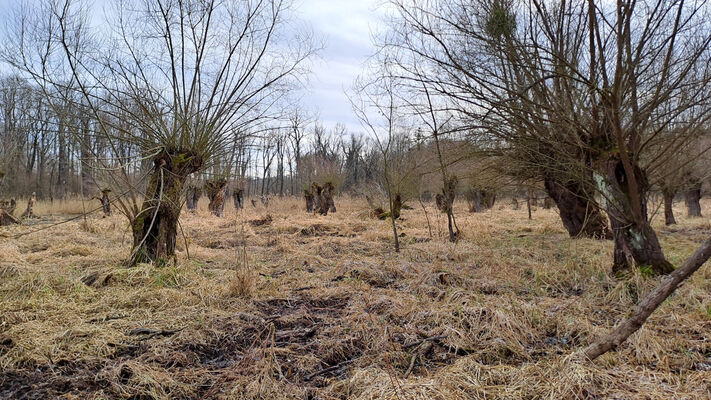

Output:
xmin=317 ymin=182 xmax=335 ymax=216
xmin=662 ymin=188 xmax=676 ymax=225
xmin=526 ymin=194 xmax=532 ymax=220
xmin=80 ymin=118 xmax=93 ymax=197
xmin=465 ymin=189 xmax=483 ymax=212
xmin=57 ymin=119 xmax=68 ymax=199
xmin=131 ymin=149 xmax=202 ymax=266
xmin=97 ymin=189 xmax=111 ymax=217
xmin=465 ymin=188 xmax=495 ymax=212
xmin=437 ymin=176 xmax=459 ymax=242
xmin=20 ymin=193 xmax=36 ymax=219
xmin=544 ymin=174 xmax=611 ymax=239
xmin=0 ymin=210 xmax=18 ymax=225
xmin=685 ymin=183 xmax=702 ymax=217
xmin=233 ymin=189 xmax=244 ymax=210
xmin=304 ymin=189 xmax=314 ymax=212
xmin=392 ymin=193 xmax=402 ymax=220
xmin=597 ymin=158 xmax=674 ymax=275
xmin=582 ymin=234 xmax=711 ymax=360
xmin=185 ymin=185 xmax=200 ymax=212
xmin=205 ymin=179 xmax=228 ymax=217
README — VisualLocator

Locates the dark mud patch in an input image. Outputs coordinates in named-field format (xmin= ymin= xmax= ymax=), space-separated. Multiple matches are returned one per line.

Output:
xmin=0 ymin=361 xmax=110 ymax=400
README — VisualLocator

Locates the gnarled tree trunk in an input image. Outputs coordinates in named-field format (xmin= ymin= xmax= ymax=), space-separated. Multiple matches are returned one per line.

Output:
xmin=597 ymin=158 xmax=673 ymax=275
xmin=465 ymin=188 xmax=496 ymax=212
xmin=317 ymin=182 xmax=335 ymax=216
xmin=205 ymin=178 xmax=228 ymax=217
xmin=0 ymin=209 xmax=18 ymax=225
xmin=436 ymin=176 xmax=459 ymax=241
xmin=20 ymin=193 xmax=36 ymax=219
xmin=185 ymin=185 xmax=201 ymax=213
xmin=96 ymin=189 xmax=112 ymax=217
xmin=544 ymin=173 xmax=610 ymax=239
xmin=131 ymin=149 xmax=202 ymax=265
xmin=685 ymin=182 xmax=702 ymax=217
xmin=662 ymin=188 xmax=676 ymax=225
xmin=233 ymin=189 xmax=244 ymax=210
xmin=304 ymin=189 xmax=314 ymax=212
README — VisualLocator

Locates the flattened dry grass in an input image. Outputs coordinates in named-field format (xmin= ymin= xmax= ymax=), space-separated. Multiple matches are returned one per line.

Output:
xmin=1 ymin=196 xmax=710 ymax=399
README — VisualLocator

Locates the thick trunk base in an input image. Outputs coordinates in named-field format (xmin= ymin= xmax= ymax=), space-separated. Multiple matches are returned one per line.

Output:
xmin=304 ymin=190 xmax=314 ymax=212
xmin=205 ymin=179 xmax=227 ymax=217
xmin=544 ymin=175 xmax=610 ymax=239
xmin=465 ymin=189 xmax=496 ymax=212
xmin=233 ymin=189 xmax=244 ymax=210
xmin=662 ymin=190 xmax=676 ymax=225
xmin=685 ymin=186 xmax=702 ymax=217
xmin=131 ymin=150 xmax=202 ymax=266
xmin=185 ymin=185 xmax=201 ymax=212
xmin=598 ymin=157 xmax=673 ymax=275
xmin=0 ymin=209 xmax=18 ymax=225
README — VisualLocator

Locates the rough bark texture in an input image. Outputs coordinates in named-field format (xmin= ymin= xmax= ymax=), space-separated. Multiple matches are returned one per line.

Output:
xmin=583 ymin=235 xmax=711 ymax=360
xmin=0 ymin=199 xmax=16 ymax=215
xmin=131 ymin=149 xmax=202 ymax=266
xmin=0 ymin=209 xmax=18 ymax=225
xmin=205 ymin=179 xmax=228 ymax=217
xmin=185 ymin=185 xmax=201 ymax=212
xmin=465 ymin=188 xmax=496 ymax=212
xmin=544 ymin=174 xmax=611 ymax=239
xmin=685 ymin=183 xmax=702 ymax=218
xmin=597 ymin=158 xmax=674 ymax=275
xmin=233 ymin=189 xmax=244 ymax=210
xmin=304 ymin=189 xmax=314 ymax=212
xmin=662 ymin=188 xmax=676 ymax=226
xmin=436 ymin=176 xmax=459 ymax=242
xmin=317 ymin=182 xmax=335 ymax=216
xmin=310 ymin=183 xmax=321 ymax=213
xmin=94 ymin=189 xmax=112 ymax=217
xmin=391 ymin=193 xmax=402 ymax=220
xmin=20 ymin=193 xmax=36 ymax=219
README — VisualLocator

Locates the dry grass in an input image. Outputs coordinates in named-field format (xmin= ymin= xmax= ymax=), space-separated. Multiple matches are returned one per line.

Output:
xmin=1 ymin=196 xmax=711 ymax=399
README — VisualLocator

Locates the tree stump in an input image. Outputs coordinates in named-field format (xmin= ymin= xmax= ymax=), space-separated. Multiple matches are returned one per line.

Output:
xmin=20 ymin=193 xmax=36 ymax=219
xmin=93 ymin=189 xmax=112 ymax=217
xmin=0 ymin=209 xmax=18 ymax=226
xmin=304 ymin=189 xmax=314 ymax=212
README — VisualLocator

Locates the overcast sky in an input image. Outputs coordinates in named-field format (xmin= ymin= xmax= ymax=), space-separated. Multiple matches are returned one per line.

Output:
xmin=298 ymin=0 xmax=383 ymax=133
xmin=0 ymin=0 xmax=385 ymax=133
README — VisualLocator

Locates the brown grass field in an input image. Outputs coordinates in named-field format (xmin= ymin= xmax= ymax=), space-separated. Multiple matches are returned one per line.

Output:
xmin=1 ymin=196 xmax=711 ymax=399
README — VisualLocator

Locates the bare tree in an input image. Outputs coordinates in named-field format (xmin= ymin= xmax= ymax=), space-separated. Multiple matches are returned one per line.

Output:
xmin=351 ymin=61 xmax=421 ymax=252
xmin=3 ymin=0 xmax=316 ymax=264
xmin=382 ymin=0 xmax=711 ymax=274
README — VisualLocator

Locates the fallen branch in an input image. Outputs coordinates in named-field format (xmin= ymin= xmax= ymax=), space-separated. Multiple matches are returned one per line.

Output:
xmin=582 ymin=235 xmax=711 ymax=360
xmin=128 ymin=327 xmax=182 ymax=340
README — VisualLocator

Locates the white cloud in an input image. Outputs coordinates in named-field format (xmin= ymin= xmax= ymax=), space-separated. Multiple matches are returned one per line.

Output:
xmin=296 ymin=0 xmax=385 ymax=132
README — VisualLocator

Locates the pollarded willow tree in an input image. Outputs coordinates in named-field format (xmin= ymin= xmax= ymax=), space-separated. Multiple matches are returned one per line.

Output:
xmin=381 ymin=0 xmax=611 ymax=241
xmin=3 ymin=0 xmax=316 ymax=265
xmin=383 ymin=0 xmax=711 ymax=275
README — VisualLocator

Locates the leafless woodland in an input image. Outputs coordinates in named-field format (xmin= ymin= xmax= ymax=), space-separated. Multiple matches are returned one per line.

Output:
xmin=1 ymin=0 xmax=711 ymax=399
